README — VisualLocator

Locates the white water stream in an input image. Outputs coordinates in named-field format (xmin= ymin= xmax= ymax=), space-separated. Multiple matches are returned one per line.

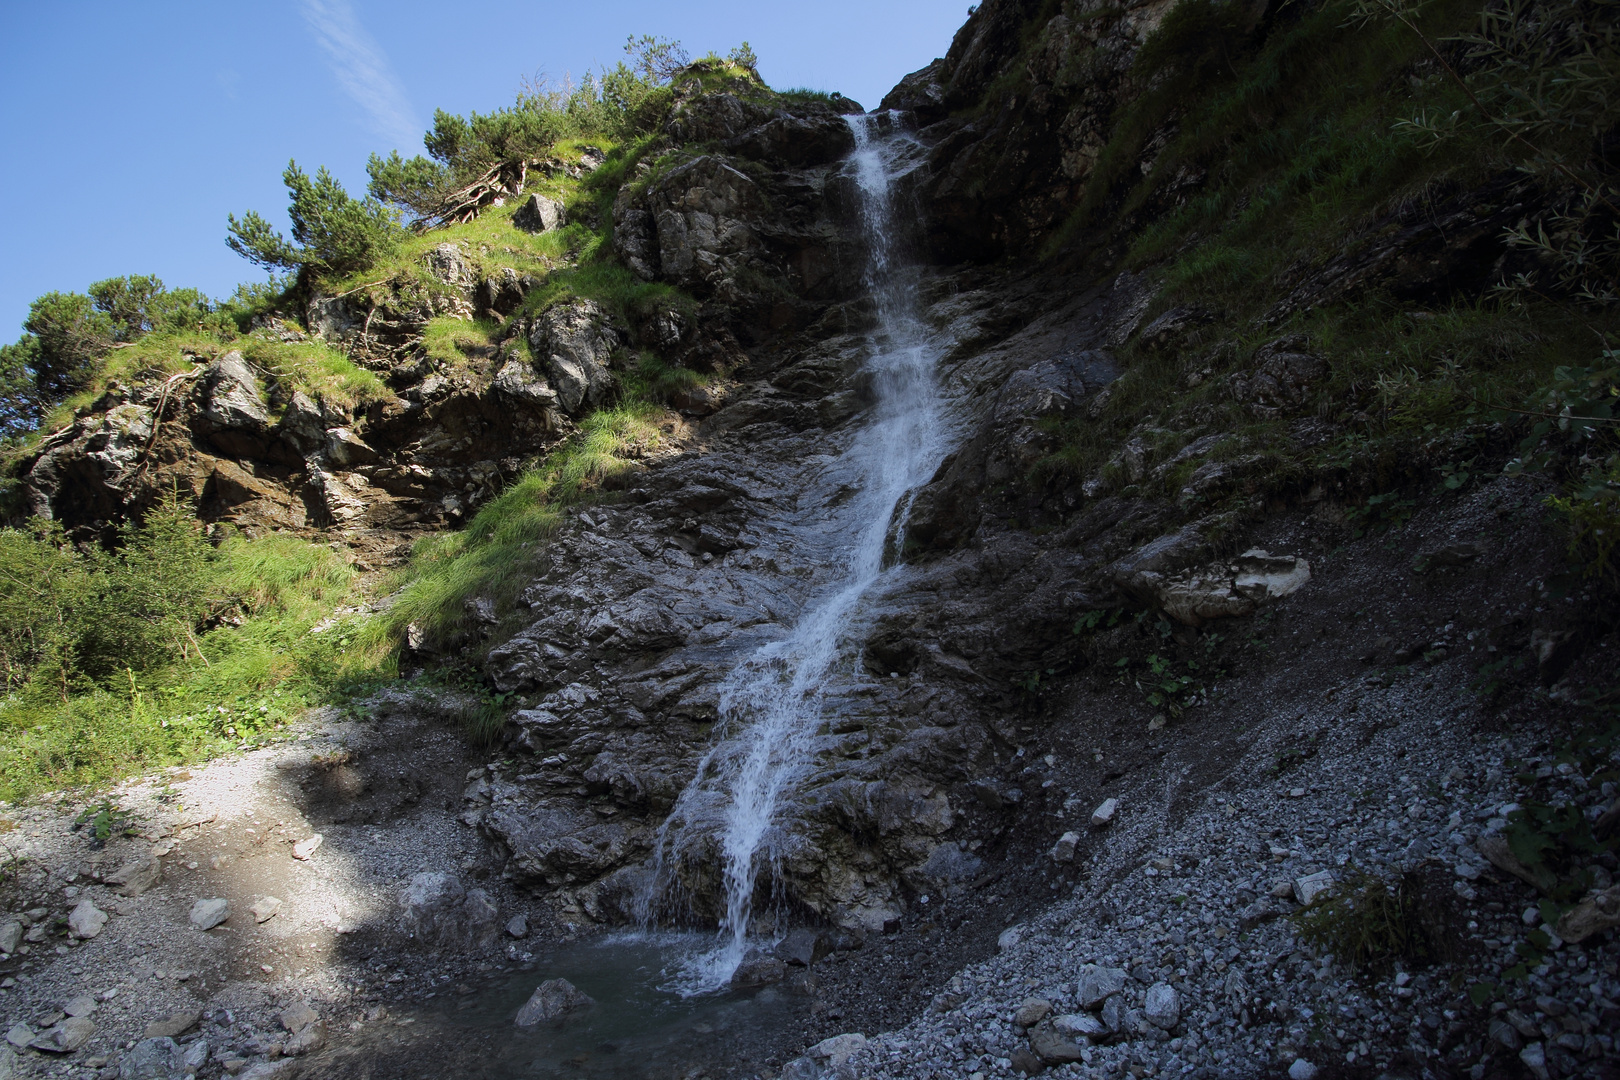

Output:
xmin=641 ymin=114 xmax=952 ymax=994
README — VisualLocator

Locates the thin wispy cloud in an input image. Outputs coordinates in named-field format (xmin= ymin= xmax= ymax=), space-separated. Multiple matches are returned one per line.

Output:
xmin=299 ymin=0 xmax=421 ymax=151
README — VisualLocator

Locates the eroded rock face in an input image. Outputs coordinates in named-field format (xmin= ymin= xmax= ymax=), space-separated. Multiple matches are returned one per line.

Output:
xmin=528 ymin=301 xmax=619 ymax=415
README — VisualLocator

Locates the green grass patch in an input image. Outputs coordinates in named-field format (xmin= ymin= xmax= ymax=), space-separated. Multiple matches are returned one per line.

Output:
xmin=0 ymin=504 xmax=375 ymax=801
xmin=360 ymin=402 xmax=671 ymax=658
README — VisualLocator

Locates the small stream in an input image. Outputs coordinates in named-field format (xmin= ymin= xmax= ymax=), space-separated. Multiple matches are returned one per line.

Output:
xmin=398 ymin=934 xmax=812 ymax=1078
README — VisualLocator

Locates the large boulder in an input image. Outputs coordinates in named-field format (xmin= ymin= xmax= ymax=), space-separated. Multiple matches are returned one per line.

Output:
xmin=399 ymin=872 xmax=499 ymax=948
xmin=514 ymin=978 xmax=593 ymax=1027
xmin=528 ymin=301 xmax=618 ymax=415
xmin=513 ymin=195 xmax=566 ymax=234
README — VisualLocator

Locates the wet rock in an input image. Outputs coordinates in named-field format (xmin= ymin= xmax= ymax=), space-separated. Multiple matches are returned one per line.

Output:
xmin=68 ymin=899 xmax=109 ymax=939
xmin=731 ymin=956 xmax=788 ymax=988
xmin=188 ymin=898 xmax=229 ymax=930
xmin=1014 ymin=998 xmax=1052 ymax=1028
xmin=1076 ymin=965 xmax=1128 ymax=1008
xmin=106 ymin=850 xmax=161 ymax=897
xmin=249 ymin=897 xmax=282 ymax=924
xmin=1143 ymin=982 xmax=1180 ymax=1029
xmin=117 ymin=1037 xmax=184 ymax=1079
xmin=400 ymin=872 xmax=500 ymax=948
xmin=775 ymin=928 xmax=834 ymax=967
xmin=141 ymin=1012 xmax=198 ymax=1040
xmin=514 ymin=978 xmax=594 ymax=1026
xmin=30 ymin=1015 xmax=95 ymax=1053
xmin=513 ymin=194 xmax=566 ymax=234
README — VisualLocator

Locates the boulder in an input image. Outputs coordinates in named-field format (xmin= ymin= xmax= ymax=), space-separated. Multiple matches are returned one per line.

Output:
xmin=1014 ymin=998 xmax=1053 ymax=1028
xmin=30 ymin=1015 xmax=95 ymax=1053
xmin=1090 ymin=798 xmax=1119 ymax=827
xmin=504 ymin=913 xmax=529 ymax=938
xmin=775 ymin=927 xmax=835 ymax=967
xmin=67 ymin=899 xmax=108 ymax=939
xmin=492 ymin=359 xmax=558 ymax=409
xmin=1143 ymin=982 xmax=1181 ymax=1029
xmin=528 ymin=301 xmax=617 ymax=415
xmin=1076 ymin=965 xmax=1128 ymax=1009
xmin=731 ymin=956 xmax=787 ymax=988
xmin=1051 ymin=1012 xmax=1108 ymax=1039
xmin=1028 ymin=1020 xmax=1086 ymax=1064
xmin=189 ymin=898 xmax=229 ymax=930
xmin=106 ymin=849 xmax=161 ymax=897
xmin=196 ymin=352 xmax=269 ymax=456
xmin=118 ymin=1036 xmax=184 ymax=1079
xmin=1555 ymin=885 xmax=1620 ymax=943
xmin=514 ymin=978 xmax=593 ymax=1027
xmin=1050 ymin=831 xmax=1080 ymax=863
xmin=513 ymin=195 xmax=566 ymax=234
xmin=780 ymin=1032 xmax=869 ymax=1080
xmin=142 ymin=1012 xmax=198 ymax=1040
xmin=249 ymin=896 xmax=282 ymax=923
xmin=1230 ymin=337 xmax=1328 ymax=416
xmin=400 ymin=872 xmax=499 ymax=948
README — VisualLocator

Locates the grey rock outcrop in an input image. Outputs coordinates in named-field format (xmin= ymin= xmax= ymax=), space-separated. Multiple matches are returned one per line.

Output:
xmin=513 ymin=194 xmax=566 ymax=233
xmin=528 ymin=301 xmax=618 ymax=415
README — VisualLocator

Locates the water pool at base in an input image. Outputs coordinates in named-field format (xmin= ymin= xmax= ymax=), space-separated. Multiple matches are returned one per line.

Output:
xmin=394 ymin=934 xmax=812 ymax=1079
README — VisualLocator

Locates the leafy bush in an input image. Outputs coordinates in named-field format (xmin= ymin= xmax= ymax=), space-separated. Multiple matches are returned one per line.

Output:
xmin=0 ymin=495 xmax=364 ymax=798
xmin=228 ymin=160 xmax=403 ymax=277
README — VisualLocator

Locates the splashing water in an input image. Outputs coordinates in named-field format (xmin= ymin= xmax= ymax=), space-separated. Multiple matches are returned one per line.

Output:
xmin=644 ymin=113 xmax=949 ymax=994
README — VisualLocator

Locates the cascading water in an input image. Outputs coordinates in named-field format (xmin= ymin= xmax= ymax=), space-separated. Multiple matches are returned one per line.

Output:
xmin=641 ymin=114 xmax=952 ymax=994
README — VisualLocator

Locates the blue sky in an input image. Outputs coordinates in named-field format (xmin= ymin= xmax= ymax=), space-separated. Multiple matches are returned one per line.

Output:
xmin=0 ymin=1 xmax=967 ymax=339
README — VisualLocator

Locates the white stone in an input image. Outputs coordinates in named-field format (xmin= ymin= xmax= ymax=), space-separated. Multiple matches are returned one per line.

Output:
xmin=291 ymin=834 xmax=323 ymax=861
xmin=1090 ymin=798 xmax=1119 ymax=827
xmin=67 ymin=899 xmax=108 ymax=939
xmin=189 ymin=898 xmax=229 ymax=930
xmin=1294 ymin=870 xmax=1334 ymax=906
xmin=249 ymin=897 xmax=282 ymax=923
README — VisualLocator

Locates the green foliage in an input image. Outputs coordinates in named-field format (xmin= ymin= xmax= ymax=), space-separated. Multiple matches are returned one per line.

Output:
xmin=0 ymin=496 xmax=364 ymax=799
xmin=0 ymin=338 xmax=45 ymax=442
xmin=1293 ymin=866 xmax=1443 ymax=974
xmin=1502 ymin=355 xmax=1620 ymax=580
xmin=365 ymin=403 xmax=668 ymax=657
xmin=22 ymin=291 xmax=113 ymax=397
xmin=228 ymin=160 xmax=403 ymax=276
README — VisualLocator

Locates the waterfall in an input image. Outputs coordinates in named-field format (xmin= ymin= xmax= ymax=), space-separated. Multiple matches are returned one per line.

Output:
xmin=643 ymin=113 xmax=947 ymax=994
